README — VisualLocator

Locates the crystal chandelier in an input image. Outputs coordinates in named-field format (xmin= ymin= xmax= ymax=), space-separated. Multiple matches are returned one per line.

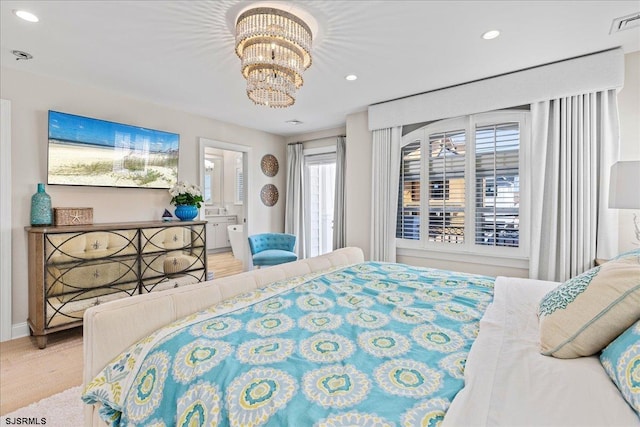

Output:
xmin=235 ymin=7 xmax=313 ymax=108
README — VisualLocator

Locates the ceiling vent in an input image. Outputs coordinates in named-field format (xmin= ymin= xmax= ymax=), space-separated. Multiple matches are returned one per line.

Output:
xmin=610 ymin=12 xmax=640 ymax=34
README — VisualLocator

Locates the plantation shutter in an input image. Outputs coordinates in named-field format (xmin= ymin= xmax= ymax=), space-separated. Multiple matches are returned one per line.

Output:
xmin=427 ymin=129 xmax=466 ymax=243
xmin=474 ymin=122 xmax=520 ymax=247
xmin=396 ymin=140 xmax=421 ymax=239
xmin=235 ymin=168 xmax=244 ymax=204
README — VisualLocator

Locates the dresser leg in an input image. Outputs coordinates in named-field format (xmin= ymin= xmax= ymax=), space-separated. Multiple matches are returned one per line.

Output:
xmin=35 ymin=335 xmax=47 ymax=349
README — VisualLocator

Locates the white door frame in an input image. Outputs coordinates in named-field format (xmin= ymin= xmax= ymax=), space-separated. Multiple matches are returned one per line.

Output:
xmin=199 ymin=137 xmax=252 ymax=271
xmin=1 ymin=99 xmax=12 ymax=341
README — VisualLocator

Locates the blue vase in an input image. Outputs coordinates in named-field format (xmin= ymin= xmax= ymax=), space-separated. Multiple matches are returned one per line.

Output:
xmin=31 ymin=183 xmax=53 ymax=226
xmin=174 ymin=204 xmax=198 ymax=221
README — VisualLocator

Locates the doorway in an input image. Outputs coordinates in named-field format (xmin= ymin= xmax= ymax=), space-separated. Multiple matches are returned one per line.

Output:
xmin=303 ymin=147 xmax=336 ymax=258
xmin=199 ymin=138 xmax=251 ymax=273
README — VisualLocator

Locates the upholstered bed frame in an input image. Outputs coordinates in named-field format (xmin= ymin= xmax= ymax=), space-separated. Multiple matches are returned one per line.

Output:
xmin=83 ymin=246 xmax=365 ymax=426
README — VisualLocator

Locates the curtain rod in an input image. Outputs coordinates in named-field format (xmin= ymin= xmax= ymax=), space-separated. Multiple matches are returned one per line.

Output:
xmin=288 ymin=135 xmax=346 ymax=145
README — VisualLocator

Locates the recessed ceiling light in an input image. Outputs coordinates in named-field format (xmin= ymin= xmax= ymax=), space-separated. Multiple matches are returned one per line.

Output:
xmin=12 ymin=50 xmax=33 ymax=60
xmin=13 ymin=10 xmax=39 ymax=23
xmin=345 ymin=74 xmax=358 ymax=81
xmin=286 ymin=120 xmax=303 ymax=125
xmin=482 ymin=30 xmax=500 ymax=40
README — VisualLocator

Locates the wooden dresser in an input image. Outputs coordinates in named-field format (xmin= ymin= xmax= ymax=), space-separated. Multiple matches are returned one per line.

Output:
xmin=26 ymin=220 xmax=207 ymax=348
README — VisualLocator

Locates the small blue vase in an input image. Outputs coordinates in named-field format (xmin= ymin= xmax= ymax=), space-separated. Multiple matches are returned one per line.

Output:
xmin=31 ymin=183 xmax=53 ymax=226
xmin=174 ymin=204 xmax=198 ymax=221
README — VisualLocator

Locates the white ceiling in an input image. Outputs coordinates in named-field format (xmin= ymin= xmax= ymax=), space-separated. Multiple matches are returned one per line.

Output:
xmin=1 ymin=1 xmax=639 ymax=136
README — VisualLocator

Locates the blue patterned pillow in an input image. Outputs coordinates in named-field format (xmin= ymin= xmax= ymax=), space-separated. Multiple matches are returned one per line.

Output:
xmin=600 ymin=320 xmax=640 ymax=416
xmin=538 ymin=252 xmax=640 ymax=358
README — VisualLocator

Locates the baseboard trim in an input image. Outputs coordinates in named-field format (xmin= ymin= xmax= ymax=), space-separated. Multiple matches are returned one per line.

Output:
xmin=11 ymin=322 xmax=29 ymax=340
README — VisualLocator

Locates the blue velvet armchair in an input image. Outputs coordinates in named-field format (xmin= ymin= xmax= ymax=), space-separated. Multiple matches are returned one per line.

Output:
xmin=248 ymin=233 xmax=298 ymax=267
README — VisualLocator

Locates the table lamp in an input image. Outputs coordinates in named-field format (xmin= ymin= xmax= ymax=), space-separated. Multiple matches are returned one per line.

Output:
xmin=609 ymin=160 xmax=640 ymax=244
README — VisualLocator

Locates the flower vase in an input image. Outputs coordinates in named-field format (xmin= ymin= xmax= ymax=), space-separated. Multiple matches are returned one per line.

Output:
xmin=174 ymin=204 xmax=198 ymax=221
xmin=30 ymin=183 xmax=53 ymax=226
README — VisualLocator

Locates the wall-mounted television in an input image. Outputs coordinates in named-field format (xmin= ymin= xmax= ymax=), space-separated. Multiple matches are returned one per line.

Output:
xmin=47 ymin=110 xmax=179 ymax=189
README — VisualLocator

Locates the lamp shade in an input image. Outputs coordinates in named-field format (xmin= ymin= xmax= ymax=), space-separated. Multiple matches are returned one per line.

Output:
xmin=609 ymin=161 xmax=640 ymax=209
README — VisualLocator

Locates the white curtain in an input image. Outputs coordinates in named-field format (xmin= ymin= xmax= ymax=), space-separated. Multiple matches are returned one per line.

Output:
xmin=530 ymin=90 xmax=619 ymax=282
xmin=371 ymin=127 xmax=401 ymax=262
xmin=333 ymin=136 xmax=346 ymax=249
xmin=285 ymin=143 xmax=306 ymax=259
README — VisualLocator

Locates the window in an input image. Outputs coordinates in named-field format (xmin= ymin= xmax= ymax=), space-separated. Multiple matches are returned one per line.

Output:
xmin=397 ymin=111 xmax=528 ymax=256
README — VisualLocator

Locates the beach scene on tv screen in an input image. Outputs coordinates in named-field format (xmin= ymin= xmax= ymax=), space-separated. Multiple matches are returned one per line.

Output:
xmin=48 ymin=111 xmax=179 ymax=188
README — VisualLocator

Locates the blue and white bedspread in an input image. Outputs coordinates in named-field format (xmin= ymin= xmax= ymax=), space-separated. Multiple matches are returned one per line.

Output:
xmin=82 ymin=262 xmax=494 ymax=427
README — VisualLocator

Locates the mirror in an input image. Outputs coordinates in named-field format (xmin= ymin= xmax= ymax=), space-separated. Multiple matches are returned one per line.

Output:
xmin=203 ymin=152 xmax=223 ymax=207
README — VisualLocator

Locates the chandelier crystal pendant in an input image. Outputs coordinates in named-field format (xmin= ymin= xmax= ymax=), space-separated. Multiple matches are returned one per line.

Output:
xmin=235 ymin=7 xmax=313 ymax=108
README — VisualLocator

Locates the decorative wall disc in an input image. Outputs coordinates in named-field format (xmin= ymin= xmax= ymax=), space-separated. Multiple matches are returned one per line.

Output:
xmin=260 ymin=184 xmax=279 ymax=207
xmin=261 ymin=154 xmax=279 ymax=177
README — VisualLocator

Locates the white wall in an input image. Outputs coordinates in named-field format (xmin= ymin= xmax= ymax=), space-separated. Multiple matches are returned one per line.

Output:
xmin=1 ymin=67 xmax=286 ymax=337
xmin=345 ymin=111 xmax=372 ymax=260
xmin=0 ymin=99 xmax=12 ymax=342
xmin=616 ymin=51 xmax=640 ymax=253
xmin=344 ymin=53 xmax=640 ymax=274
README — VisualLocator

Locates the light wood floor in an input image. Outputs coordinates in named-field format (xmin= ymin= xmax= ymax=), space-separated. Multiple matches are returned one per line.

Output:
xmin=0 ymin=251 xmax=243 ymax=415
xmin=0 ymin=327 xmax=84 ymax=415
xmin=207 ymin=250 xmax=244 ymax=280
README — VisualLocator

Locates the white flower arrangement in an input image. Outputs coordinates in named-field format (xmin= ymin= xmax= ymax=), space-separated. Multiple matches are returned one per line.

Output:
xmin=168 ymin=181 xmax=204 ymax=207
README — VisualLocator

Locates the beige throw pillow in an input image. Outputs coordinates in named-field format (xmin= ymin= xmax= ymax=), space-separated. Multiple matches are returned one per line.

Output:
xmin=538 ymin=252 xmax=640 ymax=358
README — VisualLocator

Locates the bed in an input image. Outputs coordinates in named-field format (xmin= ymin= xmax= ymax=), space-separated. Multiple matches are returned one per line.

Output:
xmin=82 ymin=247 xmax=639 ymax=426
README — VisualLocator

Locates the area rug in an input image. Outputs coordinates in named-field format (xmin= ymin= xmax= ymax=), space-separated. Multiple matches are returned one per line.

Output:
xmin=0 ymin=385 xmax=83 ymax=427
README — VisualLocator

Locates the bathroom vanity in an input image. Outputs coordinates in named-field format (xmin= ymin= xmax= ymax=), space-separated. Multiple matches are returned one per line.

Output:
xmin=206 ymin=215 xmax=237 ymax=251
